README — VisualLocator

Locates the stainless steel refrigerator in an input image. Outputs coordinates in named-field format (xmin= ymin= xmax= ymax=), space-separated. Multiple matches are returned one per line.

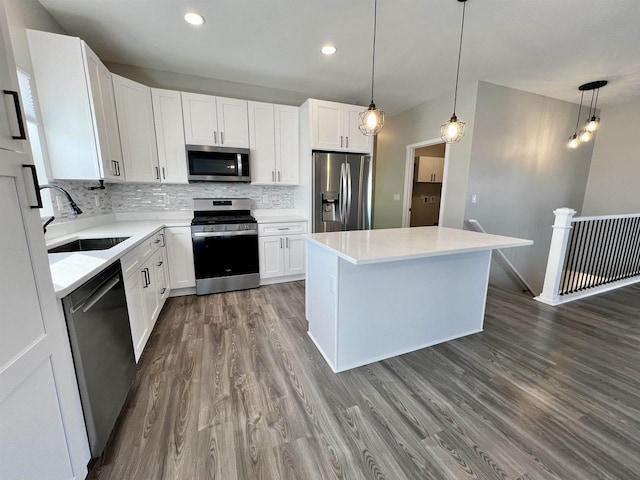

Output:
xmin=313 ymin=152 xmax=373 ymax=232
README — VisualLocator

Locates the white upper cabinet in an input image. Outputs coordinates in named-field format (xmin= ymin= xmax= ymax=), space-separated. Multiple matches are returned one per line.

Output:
xmin=216 ymin=97 xmax=249 ymax=148
xmin=249 ymin=102 xmax=299 ymax=185
xmin=27 ymin=30 xmax=123 ymax=180
xmin=112 ymin=74 xmax=160 ymax=183
xmin=416 ymin=156 xmax=445 ymax=183
xmin=181 ymin=92 xmax=249 ymax=148
xmin=151 ymin=88 xmax=188 ymax=184
xmin=274 ymin=104 xmax=299 ymax=184
xmin=309 ymin=99 xmax=372 ymax=153
xmin=0 ymin=15 xmax=27 ymax=153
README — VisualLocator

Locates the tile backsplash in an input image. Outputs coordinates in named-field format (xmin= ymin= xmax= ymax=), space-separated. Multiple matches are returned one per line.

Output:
xmin=47 ymin=180 xmax=296 ymax=222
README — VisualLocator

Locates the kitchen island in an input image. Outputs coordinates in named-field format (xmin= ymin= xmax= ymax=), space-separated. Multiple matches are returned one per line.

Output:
xmin=303 ymin=226 xmax=532 ymax=372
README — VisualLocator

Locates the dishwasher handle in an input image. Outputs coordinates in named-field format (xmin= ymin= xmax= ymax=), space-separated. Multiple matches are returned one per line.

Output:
xmin=70 ymin=276 xmax=121 ymax=314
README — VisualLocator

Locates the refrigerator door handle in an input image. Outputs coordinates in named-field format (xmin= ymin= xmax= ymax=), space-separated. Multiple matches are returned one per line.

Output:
xmin=346 ymin=162 xmax=352 ymax=226
xmin=339 ymin=163 xmax=347 ymax=227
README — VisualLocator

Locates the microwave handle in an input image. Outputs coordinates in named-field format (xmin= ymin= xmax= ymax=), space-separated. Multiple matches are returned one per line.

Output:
xmin=237 ymin=153 xmax=243 ymax=177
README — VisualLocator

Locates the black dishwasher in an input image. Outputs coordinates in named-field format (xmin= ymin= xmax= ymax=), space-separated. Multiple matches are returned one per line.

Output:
xmin=62 ymin=261 xmax=136 ymax=458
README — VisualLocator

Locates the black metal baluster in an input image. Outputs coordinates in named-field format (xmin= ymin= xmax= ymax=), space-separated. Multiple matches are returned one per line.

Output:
xmin=560 ymin=223 xmax=578 ymax=295
xmin=604 ymin=218 xmax=623 ymax=284
xmin=577 ymin=220 xmax=596 ymax=291
xmin=582 ymin=220 xmax=599 ymax=290
xmin=616 ymin=218 xmax=632 ymax=281
xmin=569 ymin=222 xmax=586 ymax=294
xmin=596 ymin=219 xmax=614 ymax=287
xmin=626 ymin=217 xmax=640 ymax=278
xmin=586 ymin=219 xmax=604 ymax=289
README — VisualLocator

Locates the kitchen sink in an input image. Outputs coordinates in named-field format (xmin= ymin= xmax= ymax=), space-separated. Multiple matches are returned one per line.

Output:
xmin=48 ymin=236 xmax=130 ymax=254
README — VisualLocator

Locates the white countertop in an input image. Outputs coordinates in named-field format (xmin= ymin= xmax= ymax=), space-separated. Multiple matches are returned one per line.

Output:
xmin=304 ymin=226 xmax=533 ymax=265
xmin=47 ymin=219 xmax=191 ymax=298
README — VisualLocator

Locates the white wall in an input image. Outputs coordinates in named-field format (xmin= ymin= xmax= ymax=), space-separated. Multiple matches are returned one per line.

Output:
xmin=581 ymin=101 xmax=640 ymax=215
xmin=374 ymin=82 xmax=478 ymax=229
xmin=465 ymin=82 xmax=595 ymax=293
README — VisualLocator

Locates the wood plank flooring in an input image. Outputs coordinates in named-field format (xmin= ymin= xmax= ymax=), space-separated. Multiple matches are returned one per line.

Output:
xmin=88 ymin=282 xmax=640 ymax=479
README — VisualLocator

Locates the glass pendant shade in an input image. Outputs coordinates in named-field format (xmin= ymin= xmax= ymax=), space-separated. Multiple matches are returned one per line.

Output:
xmin=579 ymin=129 xmax=593 ymax=143
xmin=568 ymin=133 xmax=581 ymax=149
xmin=441 ymin=115 xmax=466 ymax=143
xmin=359 ymin=103 xmax=385 ymax=136
xmin=585 ymin=115 xmax=600 ymax=132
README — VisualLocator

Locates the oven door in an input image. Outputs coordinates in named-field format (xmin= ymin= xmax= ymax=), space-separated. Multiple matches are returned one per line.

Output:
xmin=192 ymin=230 xmax=259 ymax=280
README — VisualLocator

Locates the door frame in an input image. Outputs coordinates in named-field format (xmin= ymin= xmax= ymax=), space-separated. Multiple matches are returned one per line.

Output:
xmin=402 ymin=138 xmax=451 ymax=227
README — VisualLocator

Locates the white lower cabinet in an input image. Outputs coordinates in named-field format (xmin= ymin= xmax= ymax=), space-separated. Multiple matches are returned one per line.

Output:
xmin=122 ymin=230 xmax=171 ymax=362
xmin=165 ymin=226 xmax=196 ymax=289
xmin=258 ymin=222 xmax=307 ymax=282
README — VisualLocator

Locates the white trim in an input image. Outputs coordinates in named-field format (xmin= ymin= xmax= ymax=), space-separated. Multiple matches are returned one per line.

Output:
xmin=572 ymin=212 xmax=640 ymax=222
xmin=402 ymin=138 xmax=450 ymax=227
xmin=535 ymin=276 xmax=640 ymax=306
xmin=259 ymin=274 xmax=305 ymax=285
xmin=331 ymin=328 xmax=483 ymax=373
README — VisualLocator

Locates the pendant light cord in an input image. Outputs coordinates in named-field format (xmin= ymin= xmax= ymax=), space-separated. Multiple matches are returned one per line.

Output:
xmin=370 ymin=0 xmax=378 ymax=104
xmin=452 ymin=1 xmax=466 ymax=115
xmin=587 ymin=90 xmax=595 ymax=119
xmin=575 ymin=90 xmax=584 ymax=133
xmin=593 ymin=88 xmax=600 ymax=115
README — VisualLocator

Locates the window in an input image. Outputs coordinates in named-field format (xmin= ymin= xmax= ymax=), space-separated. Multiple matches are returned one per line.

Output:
xmin=17 ymin=69 xmax=54 ymax=217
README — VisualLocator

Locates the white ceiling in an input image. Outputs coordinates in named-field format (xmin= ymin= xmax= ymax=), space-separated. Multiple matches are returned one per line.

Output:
xmin=38 ymin=0 xmax=640 ymax=115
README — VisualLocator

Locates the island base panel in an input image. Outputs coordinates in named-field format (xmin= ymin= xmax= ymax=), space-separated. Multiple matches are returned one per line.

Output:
xmin=306 ymin=244 xmax=492 ymax=372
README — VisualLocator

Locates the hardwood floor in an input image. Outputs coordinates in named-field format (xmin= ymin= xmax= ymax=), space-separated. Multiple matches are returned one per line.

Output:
xmin=88 ymin=282 xmax=640 ymax=480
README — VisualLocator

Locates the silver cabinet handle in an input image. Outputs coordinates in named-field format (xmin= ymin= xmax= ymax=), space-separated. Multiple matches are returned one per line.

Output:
xmin=3 ymin=90 xmax=26 ymax=139
xmin=156 ymin=261 xmax=163 ymax=267
xmin=161 ymin=287 xmax=166 ymax=294
xmin=272 ymin=171 xmax=275 ymax=182
xmin=160 ymin=233 xmax=165 ymax=247
xmin=162 ymin=167 xmax=166 ymax=180
xmin=280 ymin=237 xmax=283 ymax=248
xmin=142 ymin=269 xmax=148 ymax=288
xmin=22 ymin=164 xmax=43 ymax=209
xmin=116 ymin=161 xmax=121 ymax=176
xmin=277 ymin=171 xmax=281 ymax=182
xmin=346 ymin=136 xmax=349 ymax=148
xmin=277 ymin=227 xmax=289 ymax=231
xmin=285 ymin=237 xmax=289 ymax=248
xmin=340 ymin=135 xmax=343 ymax=148
xmin=220 ymin=131 xmax=224 ymax=144
xmin=213 ymin=131 xmax=218 ymax=144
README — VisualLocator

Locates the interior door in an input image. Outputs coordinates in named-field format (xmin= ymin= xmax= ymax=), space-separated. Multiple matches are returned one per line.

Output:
xmin=0 ymin=151 xmax=89 ymax=479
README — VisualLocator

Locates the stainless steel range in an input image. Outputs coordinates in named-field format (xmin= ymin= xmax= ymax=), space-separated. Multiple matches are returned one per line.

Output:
xmin=191 ymin=198 xmax=260 ymax=295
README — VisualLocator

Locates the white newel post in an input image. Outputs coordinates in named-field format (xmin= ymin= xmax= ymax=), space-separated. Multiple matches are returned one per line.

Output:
xmin=536 ymin=208 xmax=577 ymax=306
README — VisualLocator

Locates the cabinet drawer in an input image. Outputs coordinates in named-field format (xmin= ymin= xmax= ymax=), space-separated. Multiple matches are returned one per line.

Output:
xmin=121 ymin=248 xmax=141 ymax=279
xmin=258 ymin=222 xmax=307 ymax=236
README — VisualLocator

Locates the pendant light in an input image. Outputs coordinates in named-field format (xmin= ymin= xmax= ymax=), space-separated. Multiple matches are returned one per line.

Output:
xmin=359 ymin=0 xmax=385 ymax=136
xmin=568 ymin=90 xmax=584 ymax=149
xmin=441 ymin=0 xmax=469 ymax=144
xmin=568 ymin=80 xmax=607 ymax=149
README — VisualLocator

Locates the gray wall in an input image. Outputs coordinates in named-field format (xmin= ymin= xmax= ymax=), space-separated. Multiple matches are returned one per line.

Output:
xmin=374 ymin=82 xmax=478 ymax=229
xmin=106 ymin=63 xmax=310 ymax=107
xmin=581 ymin=100 xmax=640 ymax=215
xmin=465 ymin=82 xmax=595 ymax=293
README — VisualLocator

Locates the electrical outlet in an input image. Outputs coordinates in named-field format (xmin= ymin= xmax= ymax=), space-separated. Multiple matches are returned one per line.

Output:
xmin=56 ymin=195 xmax=64 ymax=211
xmin=393 ymin=194 xmax=400 ymax=201
xmin=262 ymin=194 xmax=269 ymax=204
xmin=471 ymin=194 xmax=477 ymax=204
xmin=431 ymin=196 xmax=437 ymax=204
xmin=94 ymin=194 xmax=100 ymax=207
xmin=423 ymin=196 xmax=429 ymax=203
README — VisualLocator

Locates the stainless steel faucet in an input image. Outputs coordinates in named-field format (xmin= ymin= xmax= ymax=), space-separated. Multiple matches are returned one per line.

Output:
xmin=39 ymin=184 xmax=83 ymax=234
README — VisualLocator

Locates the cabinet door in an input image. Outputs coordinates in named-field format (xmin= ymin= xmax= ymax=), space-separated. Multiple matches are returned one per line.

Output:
xmin=432 ymin=156 xmax=445 ymax=183
xmin=182 ymin=92 xmax=217 ymax=146
xmin=0 ymin=9 xmax=26 ymax=152
xmin=113 ymin=75 xmax=160 ymax=183
xmin=124 ymin=268 xmax=148 ymax=362
xmin=151 ymin=88 xmax=188 ymax=184
xmin=159 ymin=245 xmax=170 ymax=303
xmin=1 ymin=151 xmax=86 ymax=479
xmin=165 ymin=226 xmax=196 ymax=289
xmin=248 ymin=101 xmax=276 ymax=184
xmin=28 ymin=30 xmax=102 ymax=179
xmin=284 ymin=234 xmax=305 ymax=276
xmin=216 ymin=96 xmax=249 ymax=148
xmin=259 ymin=236 xmax=285 ymax=279
xmin=274 ymin=104 xmax=299 ymax=185
xmin=311 ymin=100 xmax=343 ymax=151
xmin=151 ymin=249 xmax=166 ymax=326
xmin=343 ymin=105 xmax=372 ymax=153
xmin=142 ymin=259 xmax=160 ymax=329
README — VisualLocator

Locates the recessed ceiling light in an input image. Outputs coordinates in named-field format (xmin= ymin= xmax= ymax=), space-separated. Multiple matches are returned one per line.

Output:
xmin=184 ymin=12 xmax=205 ymax=26
xmin=321 ymin=45 xmax=337 ymax=55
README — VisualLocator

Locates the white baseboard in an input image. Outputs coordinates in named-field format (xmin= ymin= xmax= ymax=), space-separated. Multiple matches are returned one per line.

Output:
xmin=260 ymin=274 xmax=305 ymax=286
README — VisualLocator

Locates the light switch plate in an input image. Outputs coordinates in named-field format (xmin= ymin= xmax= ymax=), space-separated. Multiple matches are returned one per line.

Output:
xmin=393 ymin=194 xmax=400 ymax=201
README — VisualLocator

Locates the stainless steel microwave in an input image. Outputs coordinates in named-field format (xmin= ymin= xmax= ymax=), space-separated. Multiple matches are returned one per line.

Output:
xmin=186 ymin=145 xmax=251 ymax=183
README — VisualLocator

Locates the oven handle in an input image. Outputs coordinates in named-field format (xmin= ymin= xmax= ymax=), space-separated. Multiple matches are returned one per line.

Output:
xmin=192 ymin=230 xmax=257 ymax=238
